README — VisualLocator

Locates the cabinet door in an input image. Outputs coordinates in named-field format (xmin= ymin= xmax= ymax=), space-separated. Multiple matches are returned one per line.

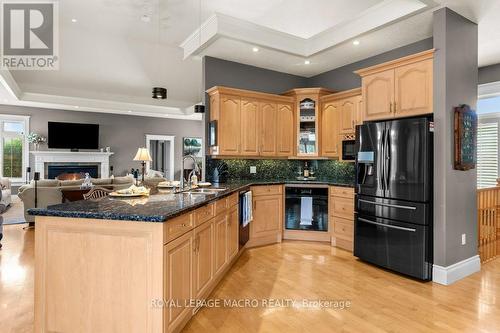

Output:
xmin=213 ymin=214 xmax=227 ymax=276
xmin=164 ymin=231 xmax=193 ymax=332
xmin=240 ymin=99 xmax=259 ymax=156
xmin=321 ymin=102 xmax=340 ymax=157
xmin=227 ymin=206 xmax=239 ymax=261
xmin=394 ymin=59 xmax=433 ymax=117
xmin=362 ymin=70 xmax=394 ymax=121
xmin=259 ymin=102 xmax=277 ymax=156
xmin=339 ymin=98 xmax=356 ymax=134
xmin=251 ymin=194 xmax=282 ymax=239
xmin=219 ymin=94 xmax=241 ymax=155
xmin=276 ymin=103 xmax=294 ymax=156
xmin=193 ymin=220 xmax=213 ymax=299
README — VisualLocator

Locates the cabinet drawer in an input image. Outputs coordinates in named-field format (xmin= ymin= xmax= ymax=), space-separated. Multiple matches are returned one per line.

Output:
xmin=164 ymin=213 xmax=194 ymax=243
xmin=251 ymin=185 xmax=282 ymax=197
xmin=194 ymin=203 xmax=215 ymax=227
xmin=332 ymin=196 xmax=354 ymax=220
xmin=215 ymin=198 xmax=228 ymax=216
xmin=227 ymin=192 xmax=239 ymax=208
xmin=334 ymin=217 xmax=354 ymax=240
xmin=330 ymin=186 xmax=354 ymax=198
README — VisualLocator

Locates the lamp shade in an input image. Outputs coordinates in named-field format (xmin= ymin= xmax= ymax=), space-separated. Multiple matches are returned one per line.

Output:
xmin=133 ymin=148 xmax=152 ymax=162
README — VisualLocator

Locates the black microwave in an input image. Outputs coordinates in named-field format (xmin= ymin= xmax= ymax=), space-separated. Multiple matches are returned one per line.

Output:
xmin=342 ymin=139 xmax=356 ymax=161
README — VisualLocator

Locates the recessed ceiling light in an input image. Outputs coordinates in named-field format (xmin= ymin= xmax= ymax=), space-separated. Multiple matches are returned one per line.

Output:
xmin=71 ymin=18 xmax=77 ymax=23
xmin=353 ymin=40 xmax=360 ymax=46
xmin=304 ymin=60 xmax=311 ymax=65
xmin=74 ymin=106 xmax=79 ymax=108
xmin=127 ymin=110 xmax=132 ymax=113
xmin=252 ymin=47 xmax=259 ymax=52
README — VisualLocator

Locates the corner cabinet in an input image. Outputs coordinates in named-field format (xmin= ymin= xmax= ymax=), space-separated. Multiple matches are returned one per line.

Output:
xmin=356 ymin=49 xmax=434 ymax=122
xmin=207 ymin=86 xmax=295 ymax=158
xmin=248 ymin=185 xmax=283 ymax=247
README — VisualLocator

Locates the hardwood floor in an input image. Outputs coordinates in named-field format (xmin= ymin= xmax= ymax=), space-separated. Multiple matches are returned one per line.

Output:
xmin=1 ymin=224 xmax=499 ymax=333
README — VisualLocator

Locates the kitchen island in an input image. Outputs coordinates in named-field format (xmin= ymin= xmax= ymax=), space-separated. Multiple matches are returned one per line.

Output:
xmin=29 ymin=180 xmax=353 ymax=333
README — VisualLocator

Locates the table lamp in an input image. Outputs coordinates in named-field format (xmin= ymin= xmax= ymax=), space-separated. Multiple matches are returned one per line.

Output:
xmin=133 ymin=148 xmax=152 ymax=183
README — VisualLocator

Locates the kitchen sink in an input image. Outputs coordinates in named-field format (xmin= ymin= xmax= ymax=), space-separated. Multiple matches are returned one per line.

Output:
xmin=190 ymin=188 xmax=227 ymax=193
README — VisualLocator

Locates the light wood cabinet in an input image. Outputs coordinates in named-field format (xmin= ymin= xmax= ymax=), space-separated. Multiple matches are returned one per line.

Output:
xmin=240 ymin=99 xmax=259 ymax=156
xmin=260 ymin=102 xmax=277 ymax=156
xmin=218 ymin=95 xmax=241 ymax=155
xmin=164 ymin=230 xmax=193 ymax=331
xmin=356 ymin=50 xmax=434 ymax=122
xmin=394 ymin=58 xmax=433 ymax=117
xmin=320 ymin=101 xmax=340 ymax=157
xmin=320 ymin=88 xmax=361 ymax=158
xmin=213 ymin=213 xmax=228 ymax=276
xmin=329 ymin=186 xmax=355 ymax=252
xmin=276 ymin=103 xmax=295 ymax=156
xmin=193 ymin=219 xmax=214 ymax=299
xmin=207 ymin=86 xmax=295 ymax=158
xmin=249 ymin=185 xmax=283 ymax=247
xmin=227 ymin=205 xmax=239 ymax=261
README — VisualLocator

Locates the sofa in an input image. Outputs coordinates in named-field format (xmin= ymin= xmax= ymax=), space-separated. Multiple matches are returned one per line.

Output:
xmin=0 ymin=177 xmax=12 ymax=213
xmin=18 ymin=176 xmax=136 ymax=223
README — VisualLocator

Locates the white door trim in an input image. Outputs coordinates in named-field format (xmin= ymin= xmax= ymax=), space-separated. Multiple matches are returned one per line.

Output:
xmin=145 ymin=134 xmax=175 ymax=180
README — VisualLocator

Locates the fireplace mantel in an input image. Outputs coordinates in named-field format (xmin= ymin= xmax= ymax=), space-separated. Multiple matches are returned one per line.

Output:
xmin=31 ymin=151 xmax=114 ymax=179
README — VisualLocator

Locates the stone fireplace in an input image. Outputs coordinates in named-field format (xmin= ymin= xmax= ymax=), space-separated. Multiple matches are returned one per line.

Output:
xmin=31 ymin=151 xmax=114 ymax=180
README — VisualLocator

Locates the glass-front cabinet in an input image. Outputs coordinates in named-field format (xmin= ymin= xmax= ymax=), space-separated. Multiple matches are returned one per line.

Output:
xmin=282 ymin=88 xmax=335 ymax=157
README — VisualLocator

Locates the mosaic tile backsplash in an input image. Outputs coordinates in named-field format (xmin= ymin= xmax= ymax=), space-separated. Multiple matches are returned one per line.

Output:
xmin=206 ymin=158 xmax=355 ymax=184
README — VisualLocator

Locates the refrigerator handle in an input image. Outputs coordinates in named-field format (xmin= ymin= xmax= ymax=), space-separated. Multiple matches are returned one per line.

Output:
xmin=379 ymin=129 xmax=386 ymax=191
xmin=384 ymin=128 xmax=390 ymax=191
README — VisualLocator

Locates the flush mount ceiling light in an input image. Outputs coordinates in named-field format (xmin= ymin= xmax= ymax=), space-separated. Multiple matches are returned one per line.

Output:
xmin=304 ymin=60 xmax=311 ymax=65
xmin=152 ymin=87 xmax=167 ymax=99
xmin=252 ymin=47 xmax=259 ymax=52
xmin=353 ymin=40 xmax=360 ymax=46
xmin=71 ymin=18 xmax=77 ymax=23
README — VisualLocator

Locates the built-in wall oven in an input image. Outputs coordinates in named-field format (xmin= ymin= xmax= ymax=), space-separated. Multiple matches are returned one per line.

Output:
xmin=285 ymin=184 xmax=328 ymax=232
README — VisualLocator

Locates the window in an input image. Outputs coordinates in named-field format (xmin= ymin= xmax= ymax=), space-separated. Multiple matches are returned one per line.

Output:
xmin=477 ymin=122 xmax=498 ymax=189
xmin=0 ymin=115 xmax=29 ymax=183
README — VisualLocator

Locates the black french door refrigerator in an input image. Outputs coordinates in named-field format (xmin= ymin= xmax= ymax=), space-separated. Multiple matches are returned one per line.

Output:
xmin=354 ymin=116 xmax=433 ymax=280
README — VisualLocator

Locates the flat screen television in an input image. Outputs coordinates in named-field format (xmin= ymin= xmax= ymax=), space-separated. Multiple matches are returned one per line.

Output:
xmin=48 ymin=122 xmax=99 ymax=150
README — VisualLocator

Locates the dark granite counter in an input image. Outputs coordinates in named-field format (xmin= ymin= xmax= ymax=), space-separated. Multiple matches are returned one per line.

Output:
xmin=28 ymin=180 xmax=354 ymax=222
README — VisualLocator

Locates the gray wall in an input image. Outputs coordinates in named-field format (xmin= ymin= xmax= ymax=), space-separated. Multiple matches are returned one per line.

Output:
xmin=0 ymin=104 xmax=203 ymax=178
xmin=433 ymin=8 xmax=478 ymax=267
xmin=479 ymin=63 xmax=500 ymax=85
xmin=204 ymin=56 xmax=308 ymax=94
xmin=308 ymin=38 xmax=434 ymax=91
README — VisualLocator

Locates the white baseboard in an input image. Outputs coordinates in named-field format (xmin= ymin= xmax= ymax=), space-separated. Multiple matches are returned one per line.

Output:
xmin=432 ymin=255 xmax=481 ymax=285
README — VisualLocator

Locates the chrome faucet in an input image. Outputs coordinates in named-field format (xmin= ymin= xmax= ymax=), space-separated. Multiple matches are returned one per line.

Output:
xmin=180 ymin=154 xmax=200 ymax=190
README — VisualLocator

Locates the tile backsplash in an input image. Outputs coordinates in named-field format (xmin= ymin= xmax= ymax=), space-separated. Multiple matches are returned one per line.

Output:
xmin=206 ymin=158 xmax=355 ymax=184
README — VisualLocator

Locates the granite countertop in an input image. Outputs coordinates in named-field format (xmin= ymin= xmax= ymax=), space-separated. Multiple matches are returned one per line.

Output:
xmin=28 ymin=179 xmax=354 ymax=222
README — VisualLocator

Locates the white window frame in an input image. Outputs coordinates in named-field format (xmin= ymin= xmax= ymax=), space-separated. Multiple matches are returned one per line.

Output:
xmin=145 ymin=134 xmax=175 ymax=181
xmin=0 ymin=114 xmax=30 ymax=184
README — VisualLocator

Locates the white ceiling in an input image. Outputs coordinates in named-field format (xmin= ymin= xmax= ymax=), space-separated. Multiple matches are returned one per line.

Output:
xmin=1 ymin=0 xmax=499 ymax=118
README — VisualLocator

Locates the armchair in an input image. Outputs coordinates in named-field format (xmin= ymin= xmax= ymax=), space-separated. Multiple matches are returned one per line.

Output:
xmin=0 ymin=177 xmax=11 ymax=213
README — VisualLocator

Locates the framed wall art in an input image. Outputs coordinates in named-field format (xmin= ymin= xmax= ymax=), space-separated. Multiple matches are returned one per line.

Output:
xmin=454 ymin=104 xmax=477 ymax=171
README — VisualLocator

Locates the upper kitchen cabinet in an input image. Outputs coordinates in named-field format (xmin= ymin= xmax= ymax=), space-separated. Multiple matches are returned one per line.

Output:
xmin=207 ymin=86 xmax=295 ymax=157
xmin=320 ymin=88 xmax=361 ymax=158
xmin=276 ymin=103 xmax=295 ymax=156
xmin=282 ymin=88 xmax=335 ymax=158
xmin=355 ymin=50 xmax=434 ymax=122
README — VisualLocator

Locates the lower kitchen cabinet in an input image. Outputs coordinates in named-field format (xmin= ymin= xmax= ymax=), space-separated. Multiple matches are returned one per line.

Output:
xmin=193 ymin=219 xmax=214 ymax=299
xmin=227 ymin=205 xmax=239 ymax=261
xmin=329 ymin=186 xmax=355 ymax=251
xmin=249 ymin=185 xmax=283 ymax=247
xmin=164 ymin=230 xmax=193 ymax=332
xmin=214 ymin=213 xmax=228 ymax=276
